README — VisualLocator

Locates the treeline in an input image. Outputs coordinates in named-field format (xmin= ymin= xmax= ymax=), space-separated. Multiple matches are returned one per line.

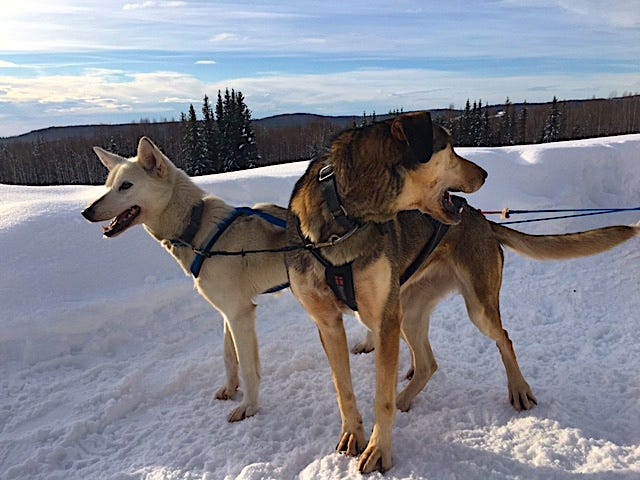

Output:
xmin=440 ymin=95 xmax=640 ymax=147
xmin=0 ymin=94 xmax=638 ymax=185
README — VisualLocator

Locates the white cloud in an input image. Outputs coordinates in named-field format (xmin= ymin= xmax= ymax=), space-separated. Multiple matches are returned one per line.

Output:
xmin=122 ymin=1 xmax=156 ymax=10
xmin=123 ymin=0 xmax=185 ymax=10
xmin=210 ymin=33 xmax=239 ymax=43
xmin=195 ymin=60 xmax=217 ymax=65
xmin=1 ymin=65 xmax=640 ymax=137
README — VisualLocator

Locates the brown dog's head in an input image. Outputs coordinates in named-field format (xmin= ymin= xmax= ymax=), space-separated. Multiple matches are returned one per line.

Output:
xmin=331 ymin=111 xmax=487 ymax=224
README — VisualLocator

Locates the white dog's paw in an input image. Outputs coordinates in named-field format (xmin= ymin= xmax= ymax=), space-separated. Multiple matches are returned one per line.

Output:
xmin=227 ymin=403 xmax=258 ymax=422
xmin=215 ymin=385 xmax=239 ymax=401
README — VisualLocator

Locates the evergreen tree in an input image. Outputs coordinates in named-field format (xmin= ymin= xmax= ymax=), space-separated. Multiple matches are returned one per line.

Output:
xmin=216 ymin=89 xmax=233 ymax=170
xmin=461 ymin=99 xmax=473 ymax=146
xmin=482 ymin=107 xmax=493 ymax=146
xmin=541 ymin=96 xmax=561 ymax=143
xmin=235 ymin=90 xmax=260 ymax=169
xmin=180 ymin=104 xmax=206 ymax=175
xmin=518 ymin=101 xmax=529 ymax=144
xmin=361 ymin=110 xmax=368 ymax=127
xmin=201 ymin=94 xmax=218 ymax=172
xmin=221 ymin=88 xmax=242 ymax=171
xmin=500 ymin=97 xmax=516 ymax=145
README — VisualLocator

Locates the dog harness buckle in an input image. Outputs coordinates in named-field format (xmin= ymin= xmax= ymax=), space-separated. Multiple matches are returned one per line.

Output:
xmin=318 ymin=164 xmax=334 ymax=182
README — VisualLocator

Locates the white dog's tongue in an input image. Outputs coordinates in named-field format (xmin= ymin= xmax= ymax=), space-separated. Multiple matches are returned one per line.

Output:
xmin=103 ymin=206 xmax=140 ymax=237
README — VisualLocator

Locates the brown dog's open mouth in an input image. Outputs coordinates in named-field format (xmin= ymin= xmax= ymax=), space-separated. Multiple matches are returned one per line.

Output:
xmin=103 ymin=206 xmax=141 ymax=237
xmin=441 ymin=190 xmax=465 ymax=223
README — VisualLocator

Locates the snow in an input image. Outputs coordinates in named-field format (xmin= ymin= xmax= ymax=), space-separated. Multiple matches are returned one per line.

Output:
xmin=1 ymin=134 xmax=639 ymax=480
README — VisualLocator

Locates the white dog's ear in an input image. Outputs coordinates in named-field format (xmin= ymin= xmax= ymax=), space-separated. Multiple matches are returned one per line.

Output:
xmin=93 ymin=146 xmax=124 ymax=171
xmin=137 ymin=136 xmax=169 ymax=178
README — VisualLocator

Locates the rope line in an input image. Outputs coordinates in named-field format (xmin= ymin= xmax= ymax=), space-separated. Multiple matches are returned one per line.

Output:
xmin=481 ymin=206 xmax=640 ymax=225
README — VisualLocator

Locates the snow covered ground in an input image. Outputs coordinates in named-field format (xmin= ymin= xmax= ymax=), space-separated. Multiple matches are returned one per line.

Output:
xmin=1 ymin=134 xmax=639 ymax=480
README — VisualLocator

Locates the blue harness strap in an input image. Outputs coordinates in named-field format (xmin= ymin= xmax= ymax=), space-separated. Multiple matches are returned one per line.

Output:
xmin=234 ymin=207 xmax=287 ymax=228
xmin=190 ymin=207 xmax=287 ymax=278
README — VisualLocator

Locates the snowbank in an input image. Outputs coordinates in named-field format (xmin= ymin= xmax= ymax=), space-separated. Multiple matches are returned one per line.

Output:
xmin=1 ymin=135 xmax=638 ymax=479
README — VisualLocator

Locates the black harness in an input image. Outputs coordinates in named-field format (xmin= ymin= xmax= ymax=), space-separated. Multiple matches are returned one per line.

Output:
xmin=300 ymin=163 xmax=455 ymax=311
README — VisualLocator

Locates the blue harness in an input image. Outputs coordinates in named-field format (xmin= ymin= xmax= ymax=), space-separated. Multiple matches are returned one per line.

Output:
xmin=187 ymin=207 xmax=287 ymax=288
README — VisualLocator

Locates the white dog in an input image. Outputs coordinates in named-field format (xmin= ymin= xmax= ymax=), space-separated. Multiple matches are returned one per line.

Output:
xmin=82 ymin=137 xmax=289 ymax=421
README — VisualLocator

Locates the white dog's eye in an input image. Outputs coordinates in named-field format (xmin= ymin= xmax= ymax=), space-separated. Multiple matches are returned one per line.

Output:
xmin=119 ymin=181 xmax=133 ymax=191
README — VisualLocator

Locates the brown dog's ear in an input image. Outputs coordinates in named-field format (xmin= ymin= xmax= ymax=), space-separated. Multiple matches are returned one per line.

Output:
xmin=391 ymin=112 xmax=434 ymax=164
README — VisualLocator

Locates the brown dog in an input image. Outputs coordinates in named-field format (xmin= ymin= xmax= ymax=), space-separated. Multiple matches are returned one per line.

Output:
xmin=285 ymin=112 xmax=487 ymax=473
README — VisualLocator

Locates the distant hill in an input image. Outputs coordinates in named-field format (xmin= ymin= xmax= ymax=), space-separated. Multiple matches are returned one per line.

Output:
xmin=0 ymin=110 xmax=456 ymax=145
xmin=2 ymin=96 xmax=637 ymax=146
xmin=1 ymin=96 xmax=638 ymax=186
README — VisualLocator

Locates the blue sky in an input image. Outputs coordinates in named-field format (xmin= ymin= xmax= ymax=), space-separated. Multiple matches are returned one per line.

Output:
xmin=1 ymin=0 xmax=639 ymax=137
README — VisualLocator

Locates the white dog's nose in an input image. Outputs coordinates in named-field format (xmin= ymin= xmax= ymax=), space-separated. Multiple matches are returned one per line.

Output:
xmin=81 ymin=205 xmax=96 ymax=221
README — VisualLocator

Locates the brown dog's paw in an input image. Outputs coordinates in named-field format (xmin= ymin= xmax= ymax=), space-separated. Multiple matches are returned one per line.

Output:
xmin=404 ymin=366 xmax=414 ymax=380
xmin=351 ymin=342 xmax=374 ymax=355
xmin=395 ymin=391 xmax=413 ymax=413
xmin=509 ymin=383 xmax=537 ymax=411
xmin=351 ymin=332 xmax=375 ymax=354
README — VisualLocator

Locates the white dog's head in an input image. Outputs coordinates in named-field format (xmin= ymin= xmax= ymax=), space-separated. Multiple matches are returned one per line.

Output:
xmin=82 ymin=137 xmax=176 ymax=237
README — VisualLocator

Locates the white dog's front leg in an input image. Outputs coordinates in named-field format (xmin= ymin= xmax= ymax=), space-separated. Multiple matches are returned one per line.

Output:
xmin=215 ymin=321 xmax=239 ymax=400
xmin=225 ymin=304 xmax=261 ymax=422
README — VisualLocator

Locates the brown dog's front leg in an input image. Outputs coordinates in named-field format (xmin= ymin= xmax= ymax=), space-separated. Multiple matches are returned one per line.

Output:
xmin=357 ymin=302 xmax=401 ymax=474
xmin=317 ymin=319 xmax=367 ymax=455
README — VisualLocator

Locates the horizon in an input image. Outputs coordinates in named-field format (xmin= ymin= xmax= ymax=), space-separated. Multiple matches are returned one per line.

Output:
xmin=1 ymin=0 xmax=639 ymax=138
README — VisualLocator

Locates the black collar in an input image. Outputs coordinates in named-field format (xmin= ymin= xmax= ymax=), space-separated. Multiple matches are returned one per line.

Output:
xmin=318 ymin=163 xmax=360 ymax=232
xmin=176 ymin=200 xmax=205 ymax=246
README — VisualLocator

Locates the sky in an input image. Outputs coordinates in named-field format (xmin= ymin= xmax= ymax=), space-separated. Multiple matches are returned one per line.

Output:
xmin=1 ymin=0 xmax=639 ymax=137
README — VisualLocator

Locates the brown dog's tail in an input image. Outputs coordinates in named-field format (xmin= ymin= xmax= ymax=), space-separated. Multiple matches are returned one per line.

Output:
xmin=489 ymin=222 xmax=639 ymax=260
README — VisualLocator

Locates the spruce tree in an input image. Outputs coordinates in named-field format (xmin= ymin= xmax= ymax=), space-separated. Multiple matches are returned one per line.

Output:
xmin=541 ymin=96 xmax=561 ymax=143
xmin=201 ymin=94 xmax=218 ymax=173
xmin=180 ymin=104 xmax=206 ymax=175
xmin=216 ymin=89 xmax=233 ymax=171
xmin=214 ymin=91 xmax=226 ymax=172
xmin=482 ymin=107 xmax=492 ymax=146
xmin=518 ymin=101 xmax=529 ymax=144
xmin=500 ymin=97 xmax=516 ymax=145
xmin=461 ymin=99 xmax=473 ymax=146
xmin=235 ymin=90 xmax=260 ymax=169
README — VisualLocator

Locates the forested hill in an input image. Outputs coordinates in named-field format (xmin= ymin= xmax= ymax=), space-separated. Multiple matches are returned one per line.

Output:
xmin=1 ymin=95 xmax=638 ymax=185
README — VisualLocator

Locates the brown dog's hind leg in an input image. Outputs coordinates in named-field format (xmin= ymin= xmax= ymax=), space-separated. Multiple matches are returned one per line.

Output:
xmin=396 ymin=301 xmax=437 ymax=412
xmin=464 ymin=293 xmax=536 ymax=410
xmin=459 ymin=258 xmax=537 ymax=411
xmin=397 ymin=278 xmax=453 ymax=411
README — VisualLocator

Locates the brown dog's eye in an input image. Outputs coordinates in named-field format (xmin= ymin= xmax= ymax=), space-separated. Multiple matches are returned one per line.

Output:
xmin=119 ymin=181 xmax=133 ymax=191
